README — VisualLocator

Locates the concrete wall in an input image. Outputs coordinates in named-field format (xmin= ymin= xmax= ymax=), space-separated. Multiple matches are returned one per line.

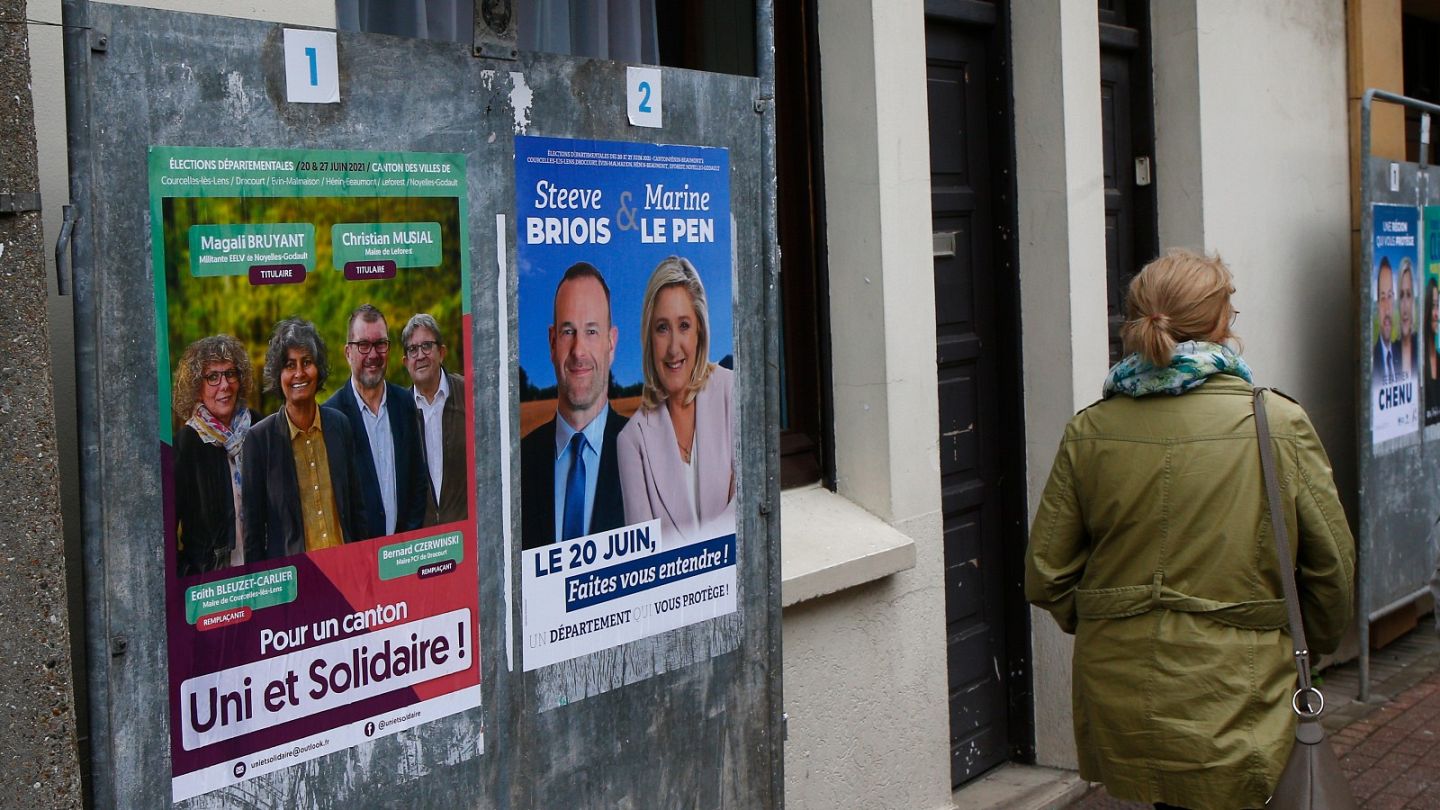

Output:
xmin=780 ymin=0 xmax=953 ymax=807
xmin=0 ymin=0 xmax=83 ymax=804
xmin=1153 ymin=0 xmax=1355 ymax=500
xmin=24 ymin=0 xmax=333 ymax=798
xmin=1011 ymin=0 xmax=1109 ymax=771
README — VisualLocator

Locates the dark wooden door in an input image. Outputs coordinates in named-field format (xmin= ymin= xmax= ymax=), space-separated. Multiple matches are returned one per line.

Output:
xmin=926 ymin=0 xmax=1028 ymax=787
xmin=1100 ymin=1 xmax=1157 ymax=360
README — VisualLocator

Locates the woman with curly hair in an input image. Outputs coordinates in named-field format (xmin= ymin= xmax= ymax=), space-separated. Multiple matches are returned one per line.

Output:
xmin=172 ymin=334 xmax=258 ymax=576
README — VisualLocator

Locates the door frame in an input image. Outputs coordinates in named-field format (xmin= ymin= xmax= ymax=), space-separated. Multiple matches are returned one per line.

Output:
xmin=923 ymin=0 xmax=1034 ymax=782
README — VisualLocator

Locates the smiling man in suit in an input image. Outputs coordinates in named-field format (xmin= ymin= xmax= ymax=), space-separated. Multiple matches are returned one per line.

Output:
xmin=520 ymin=262 xmax=629 ymax=549
xmin=401 ymin=313 xmax=468 ymax=527
xmin=324 ymin=303 xmax=427 ymax=538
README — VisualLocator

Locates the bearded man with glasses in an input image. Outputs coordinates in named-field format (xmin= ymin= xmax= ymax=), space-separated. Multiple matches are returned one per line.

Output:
xmin=323 ymin=303 xmax=427 ymax=539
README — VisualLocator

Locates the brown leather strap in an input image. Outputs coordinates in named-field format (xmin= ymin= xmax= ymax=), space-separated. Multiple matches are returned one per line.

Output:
xmin=1253 ymin=388 xmax=1313 ymax=695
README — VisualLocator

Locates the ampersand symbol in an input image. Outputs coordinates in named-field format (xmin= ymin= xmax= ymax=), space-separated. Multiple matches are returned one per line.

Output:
xmin=615 ymin=191 xmax=638 ymax=232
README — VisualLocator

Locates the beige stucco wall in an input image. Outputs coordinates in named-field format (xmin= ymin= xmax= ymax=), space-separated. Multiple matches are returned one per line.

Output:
xmin=794 ymin=0 xmax=1354 ymax=796
xmin=782 ymin=511 xmax=950 ymax=809
xmin=1011 ymin=0 xmax=1109 ymax=772
xmin=1153 ymin=0 xmax=1355 ymax=499
xmin=1014 ymin=0 xmax=1354 ymax=774
xmin=781 ymin=0 xmax=953 ymax=808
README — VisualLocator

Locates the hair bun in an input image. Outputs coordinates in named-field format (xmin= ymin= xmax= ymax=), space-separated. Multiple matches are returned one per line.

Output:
xmin=1120 ymin=248 xmax=1234 ymax=366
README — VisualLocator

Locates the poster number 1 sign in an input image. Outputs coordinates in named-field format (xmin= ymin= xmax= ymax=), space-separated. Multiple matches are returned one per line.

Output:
xmin=284 ymin=29 xmax=340 ymax=104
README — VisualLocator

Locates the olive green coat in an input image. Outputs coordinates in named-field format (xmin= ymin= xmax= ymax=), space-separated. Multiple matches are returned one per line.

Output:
xmin=1025 ymin=375 xmax=1355 ymax=810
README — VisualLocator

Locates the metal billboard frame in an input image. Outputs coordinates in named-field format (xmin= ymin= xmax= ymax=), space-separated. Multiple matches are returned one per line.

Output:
xmin=1356 ymin=88 xmax=1440 ymax=701
xmin=60 ymin=0 xmax=784 ymax=805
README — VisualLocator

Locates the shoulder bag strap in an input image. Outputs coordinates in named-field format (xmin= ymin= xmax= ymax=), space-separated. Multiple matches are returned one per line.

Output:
xmin=1253 ymin=388 xmax=1314 ymax=695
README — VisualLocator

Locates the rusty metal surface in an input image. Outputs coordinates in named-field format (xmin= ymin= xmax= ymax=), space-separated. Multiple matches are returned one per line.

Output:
xmin=69 ymin=2 xmax=779 ymax=807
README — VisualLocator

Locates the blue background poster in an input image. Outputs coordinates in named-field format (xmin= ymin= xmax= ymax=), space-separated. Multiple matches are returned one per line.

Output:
xmin=514 ymin=135 xmax=733 ymax=409
xmin=513 ymin=136 xmax=739 ymax=671
xmin=1372 ymin=203 xmax=1421 ymax=445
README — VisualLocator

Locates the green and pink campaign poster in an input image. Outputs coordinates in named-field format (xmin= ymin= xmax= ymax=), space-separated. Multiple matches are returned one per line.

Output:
xmin=149 ymin=147 xmax=480 ymax=801
xmin=1423 ymin=206 xmax=1440 ymax=428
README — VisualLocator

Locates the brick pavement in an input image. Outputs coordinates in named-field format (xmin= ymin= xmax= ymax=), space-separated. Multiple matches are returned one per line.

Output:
xmin=1067 ymin=622 xmax=1440 ymax=809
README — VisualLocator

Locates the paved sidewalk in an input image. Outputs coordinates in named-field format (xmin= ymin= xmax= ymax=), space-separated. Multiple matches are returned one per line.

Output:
xmin=1068 ymin=622 xmax=1440 ymax=809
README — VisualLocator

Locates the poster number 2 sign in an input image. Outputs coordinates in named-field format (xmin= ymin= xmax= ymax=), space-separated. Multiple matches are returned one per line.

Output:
xmin=284 ymin=29 xmax=340 ymax=104
xmin=627 ymin=66 xmax=662 ymax=128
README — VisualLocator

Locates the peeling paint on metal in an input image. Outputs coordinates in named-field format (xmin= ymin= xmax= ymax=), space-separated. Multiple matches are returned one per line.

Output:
xmin=222 ymin=70 xmax=251 ymax=119
xmin=508 ymin=71 xmax=531 ymax=133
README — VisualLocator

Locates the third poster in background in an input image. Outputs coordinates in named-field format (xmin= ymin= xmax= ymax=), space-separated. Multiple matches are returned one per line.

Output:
xmin=1372 ymin=203 xmax=1421 ymax=445
xmin=1424 ymin=206 xmax=1440 ymax=427
xmin=515 ymin=135 xmax=738 ymax=671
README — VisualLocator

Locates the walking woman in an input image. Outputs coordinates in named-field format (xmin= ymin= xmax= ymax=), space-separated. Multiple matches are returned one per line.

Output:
xmin=1025 ymin=249 xmax=1354 ymax=810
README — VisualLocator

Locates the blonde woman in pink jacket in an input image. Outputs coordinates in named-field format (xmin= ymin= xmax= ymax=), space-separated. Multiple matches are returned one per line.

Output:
xmin=617 ymin=256 xmax=736 ymax=549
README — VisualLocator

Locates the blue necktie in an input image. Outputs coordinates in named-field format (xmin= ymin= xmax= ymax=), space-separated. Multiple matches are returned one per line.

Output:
xmin=562 ymin=432 xmax=588 ymax=541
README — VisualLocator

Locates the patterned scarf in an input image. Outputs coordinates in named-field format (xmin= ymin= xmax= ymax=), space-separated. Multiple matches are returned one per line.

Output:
xmin=187 ymin=404 xmax=252 ymax=562
xmin=187 ymin=404 xmax=253 ymax=459
xmin=1102 ymin=341 xmax=1253 ymax=399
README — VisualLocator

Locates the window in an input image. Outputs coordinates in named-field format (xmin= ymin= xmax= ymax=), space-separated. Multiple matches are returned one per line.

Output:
xmin=772 ymin=0 xmax=830 ymax=488
xmin=1099 ymin=0 xmax=1158 ymax=361
xmin=1403 ymin=8 xmax=1440 ymax=163
xmin=342 ymin=0 xmax=832 ymax=488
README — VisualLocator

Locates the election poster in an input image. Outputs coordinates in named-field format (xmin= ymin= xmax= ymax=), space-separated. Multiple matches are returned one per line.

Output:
xmin=514 ymin=135 xmax=738 ymax=671
xmin=1371 ymin=204 xmax=1421 ymax=447
xmin=1424 ymin=206 xmax=1440 ymax=429
xmin=150 ymin=147 xmax=481 ymax=802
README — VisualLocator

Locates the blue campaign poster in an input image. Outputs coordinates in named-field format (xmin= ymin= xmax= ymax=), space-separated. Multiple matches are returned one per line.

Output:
xmin=1372 ymin=204 xmax=1421 ymax=446
xmin=513 ymin=136 xmax=739 ymax=671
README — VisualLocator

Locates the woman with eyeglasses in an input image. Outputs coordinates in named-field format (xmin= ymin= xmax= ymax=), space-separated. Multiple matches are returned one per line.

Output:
xmin=1026 ymin=249 xmax=1354 ymax=810
xmin=172 ymin=334 xmax=258 ymax=576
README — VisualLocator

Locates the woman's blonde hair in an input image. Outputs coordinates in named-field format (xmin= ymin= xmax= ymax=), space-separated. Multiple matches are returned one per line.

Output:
xmin=1121 ymin=248 xmax=1239 ymax=367
xmin=639 ymin=256 xmax=714 ymax=410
